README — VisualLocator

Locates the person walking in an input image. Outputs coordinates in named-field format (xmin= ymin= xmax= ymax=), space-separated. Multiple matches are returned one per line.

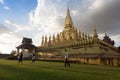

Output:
xmin=31 ymin=54 xmax=36 ymax=64
xmin=64 ymin=49 xmax=70 ymax=67
xmin=18 ymin=52 xmax=23 ymax=64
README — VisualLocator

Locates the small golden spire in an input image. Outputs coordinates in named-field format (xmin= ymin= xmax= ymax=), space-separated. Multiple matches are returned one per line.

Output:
xmin=45 ymin=36 xmax=47 ymax=43
xmin=52 ymin=34 xmax=55 ymax=42
xmin=93 ymin=26 xmax=98 ymax=38
xmin=41 ymin=35 xmax=44 ymax=46
xmin=105 ymin=32 xmax=107 ymax=36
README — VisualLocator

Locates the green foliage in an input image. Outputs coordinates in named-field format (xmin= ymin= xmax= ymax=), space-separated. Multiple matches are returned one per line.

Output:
xmin=10 ymin=50 xmax=16 ymax=56
xmin=0 ymin=59 xmax=120 ymax=80
xmin=7 ymin=56 xmax=17 ymax=60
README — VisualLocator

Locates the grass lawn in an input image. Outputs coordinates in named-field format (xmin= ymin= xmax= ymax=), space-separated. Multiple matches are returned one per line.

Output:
xmin=0 ymin=59 xmax=120 ymax=80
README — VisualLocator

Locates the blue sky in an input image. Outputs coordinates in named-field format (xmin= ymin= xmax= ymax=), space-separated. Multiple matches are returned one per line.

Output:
xmin=0 ymin=0 xmax=37 ymax=24
xmin=0 ymin=0 xmax=120 ymax=53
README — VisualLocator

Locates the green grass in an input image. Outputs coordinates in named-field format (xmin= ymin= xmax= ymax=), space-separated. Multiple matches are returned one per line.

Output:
xmin=0 ymin=59 xmax=120 ymax=80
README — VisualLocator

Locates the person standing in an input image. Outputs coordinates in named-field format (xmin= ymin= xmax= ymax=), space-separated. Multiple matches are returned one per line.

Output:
xmin=18 ymin=52 xmax=23 ymax=64
xmin=64 ymin=49 xmax=70 ymax=67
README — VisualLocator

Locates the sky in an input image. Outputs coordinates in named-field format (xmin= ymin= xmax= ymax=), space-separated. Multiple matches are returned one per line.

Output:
xmin=0 ymin=0 xmax=120 ymax=54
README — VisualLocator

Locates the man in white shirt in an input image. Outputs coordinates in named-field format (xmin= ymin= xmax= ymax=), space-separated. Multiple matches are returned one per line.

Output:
xmin=64 ymin=49 xmax=70 ymax=67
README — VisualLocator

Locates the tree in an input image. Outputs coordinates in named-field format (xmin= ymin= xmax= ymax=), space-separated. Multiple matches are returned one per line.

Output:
xmin=10 ymin=50 xmax=16 ymax=56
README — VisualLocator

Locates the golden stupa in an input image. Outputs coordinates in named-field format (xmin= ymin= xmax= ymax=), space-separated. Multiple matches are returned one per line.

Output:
xmin=38 ymin=8 xmax=120 ymax=66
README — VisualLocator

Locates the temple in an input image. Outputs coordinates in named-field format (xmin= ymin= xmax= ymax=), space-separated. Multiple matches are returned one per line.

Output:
xmin=16 ymin=37 xmax=36 ymax=58
xmin=38 ymin=8 xmax=120 ymax=66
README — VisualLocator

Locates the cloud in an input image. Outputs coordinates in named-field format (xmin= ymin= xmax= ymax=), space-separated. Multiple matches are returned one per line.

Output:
xmin=4 ymin=19 xmax=43 ymax=46
xmin=0 ymin=0 xmax=10 ymax=11
xmin=0 ymin=0 xmax=4 ymax=4
xmin=111 ymin=35 xmax=120 ymax=43
xmin=0 ymin=23 xmax=22 ymax=38
xmin=5 ymin=19 xmax=23 ymax=32
xmin=3 ymin=5 xmax=9 ymax=10
xmin=27 ymin=0 xmax=71 ymax=46
xmin=4 ymin=0 xmax=120 ymax=48
xmin=0 ymin=33 xmax=21 ymax=44
xmin=0 ymin=33 xmax=22 ymax=53
xmin=0 ymin=24 xmax=10 ymax=34
xmin=0 ymin=23 xmax=23 ymax=53
xmin=29 ymin=0 xmax=65 ymax=36
xmin=0 ymin=25 xmax=23 ymax=53
xmin=4 ymin=19 xmax=35 ymax=33
xmin=85 ymin=0 xmax=120 ymax=34
xmin=27 ymin=0 xmax=120 ymax=46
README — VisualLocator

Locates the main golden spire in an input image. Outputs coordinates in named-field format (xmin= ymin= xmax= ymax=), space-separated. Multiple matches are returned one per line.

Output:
xmin=64 ymin=7 xmax=73 ymax=28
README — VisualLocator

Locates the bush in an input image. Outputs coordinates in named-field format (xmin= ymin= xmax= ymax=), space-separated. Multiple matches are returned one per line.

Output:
xmin=7 ymin=56 xmax=17 ymax=60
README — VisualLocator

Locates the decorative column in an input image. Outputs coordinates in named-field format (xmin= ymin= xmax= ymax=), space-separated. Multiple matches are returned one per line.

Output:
xmin=32 ymin=48 xmax=36 ymax=54
xmin=41 ymin=36 xmax=44 ymax=46
xmin=17 ymin=48 xmax=19 ymax=55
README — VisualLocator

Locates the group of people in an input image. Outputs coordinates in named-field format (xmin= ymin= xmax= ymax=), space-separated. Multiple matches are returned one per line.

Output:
xmin=17 ymin=49 xmax=70 ymax=67
xmin=17 ymin=52 xmax=36 ymax=64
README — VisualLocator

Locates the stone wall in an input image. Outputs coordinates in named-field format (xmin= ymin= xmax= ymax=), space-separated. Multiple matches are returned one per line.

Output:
xmin=69 ymin=57 xmax=120 ymax=66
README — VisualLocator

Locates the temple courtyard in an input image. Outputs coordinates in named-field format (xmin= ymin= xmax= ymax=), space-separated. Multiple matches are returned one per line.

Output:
xmin=0 ymin=59 xmax=120 ymax=80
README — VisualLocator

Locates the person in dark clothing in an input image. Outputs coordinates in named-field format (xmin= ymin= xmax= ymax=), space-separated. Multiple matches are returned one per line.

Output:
xmin=31 ymin=54 xmax=36 ymax=64
xmin=64 ymin=49 xmax=70 ymax=67
xmin=18 ymin=52 xmax=23 ymax=64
